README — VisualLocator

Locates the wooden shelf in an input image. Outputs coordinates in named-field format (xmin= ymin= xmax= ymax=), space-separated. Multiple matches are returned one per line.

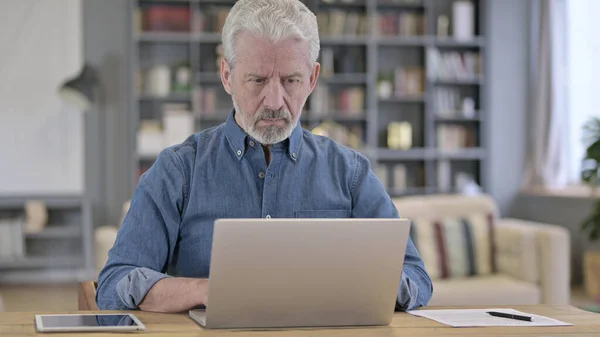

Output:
xmin=138 ymin=0 xmax=194 ymax=3
xmin=0 ymin=256 xmax=83 ymax=269
xmin=138 ymin=93 xmax=192 ymax=102
xmin=432 ymin=77 xmax=484 ymax=85
xmin=376 ymin=0 xmax=425 ymax=9
xmin=320 ymin=35 xmax=368 ymax=45
xmin=320 ymin=73 xmax=368 ymax=84
xmin=196 ymin=33 xmax=222 ymax=43
xmin=377 ymin=148 xmax=433 ymax=160
xmin=376 ymin=36 xmax=429 ymax=46
xmin=197 ymin=72 xmax=221 ymax=83
xmin=0 ymin=195 xmax=82 ymax=210
xmin=433 ymin=37 xmax=485 ymax=48
xmin=25 ymin=225 xmax=82 ymax=240
xmin=436 ymin=148 xmax=486 ymax=160
xmin=136 ymin=32 xmax=191 ymax=43
xmin=379 ymin=95 xmax=426 ymax=103
xmin=303 ymin=114 xmax=367 ymax=123
xmin=196 ymin=0 xmax=237 ymax=5
xmin=129 ymin=0 xmax=489 ymax=199
xmin=197 ymin=116 xmax=228 ymax=124
xmin=136 ymin=32 xmax=224 ymax=43
xmin=318 ymin=0 xmax=367 ymax=7
xmin=435 ymin=115 xmax=481 ymax=123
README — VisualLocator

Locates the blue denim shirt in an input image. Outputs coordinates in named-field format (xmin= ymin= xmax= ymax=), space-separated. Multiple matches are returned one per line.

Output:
xmin=96 ymin=110 xmax=433 ymax=311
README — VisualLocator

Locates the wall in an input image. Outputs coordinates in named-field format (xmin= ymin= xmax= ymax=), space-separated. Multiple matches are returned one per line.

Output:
xmin=0 ymin=0 xmax=83 ymax=196
xmin=484 ymin=0 xmax=529 ymax=216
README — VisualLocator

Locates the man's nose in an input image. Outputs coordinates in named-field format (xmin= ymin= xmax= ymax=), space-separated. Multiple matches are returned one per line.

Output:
xmin=263 ymin=79 xmax=285 ymax=111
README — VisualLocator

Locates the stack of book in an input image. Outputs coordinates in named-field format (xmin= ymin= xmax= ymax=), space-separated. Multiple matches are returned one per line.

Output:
xmin=394 ymin=67 xmax=424 ymax=97
xmin=316 ymin=10 xmax=368 ymax=36
xmin=436 ymin=125 xmax=477 ymax=151
xmin=193 ymin=87 xmax=218 ymax=117
xmin=135 ymin=5 xmax=191 ymax=33
xmin=427 ymin=48 xmax=482 ymax=81
xmin=377 ymin=11 xmax=425 ymax=36
xmin=309 ymin=85 xmax=365 ymax=116
xmin=434 ymin=88 xmax=477 ymax=118
xmin=137 ymin=63 xmax=192 ymax=98
xmin=137 ymin=103 xmax=195 ymax=157
xmin=338 ymin=87 xmax=365 ymax=115
xmin=193 ymin=6 xmax=230 ymax=33
xmin=374 ymin=164 xmax=408 ymax=193
xmin=0 ymin=215 xmax=25 ymax=260
xmin=319 ymin=48 xmax=366 ymax=76
xmin=433 ymin=88 xmax=461 ymax=116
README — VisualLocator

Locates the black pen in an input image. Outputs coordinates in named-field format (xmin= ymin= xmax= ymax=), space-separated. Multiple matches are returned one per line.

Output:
xmin=487 ymin=311 xmax=533 ymax=322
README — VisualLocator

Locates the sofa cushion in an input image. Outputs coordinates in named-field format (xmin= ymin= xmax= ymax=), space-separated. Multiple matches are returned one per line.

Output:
xmin=428 ymin=275 xmax=541 ymax=306
xmin=410 ymin=212 xmax=495 ymax=280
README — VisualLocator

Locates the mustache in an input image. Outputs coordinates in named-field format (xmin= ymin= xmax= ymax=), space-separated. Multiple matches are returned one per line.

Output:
xmin=254 ymin=108 xmax=292 ymax=121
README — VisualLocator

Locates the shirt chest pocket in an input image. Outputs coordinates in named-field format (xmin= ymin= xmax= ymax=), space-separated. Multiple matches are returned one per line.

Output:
xmin=293 ymin=209 xmax=351 ymax=218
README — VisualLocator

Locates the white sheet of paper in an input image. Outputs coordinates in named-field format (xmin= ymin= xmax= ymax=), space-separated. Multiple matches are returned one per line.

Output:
xmin=406 ymin=308 xmax=573 ymax=327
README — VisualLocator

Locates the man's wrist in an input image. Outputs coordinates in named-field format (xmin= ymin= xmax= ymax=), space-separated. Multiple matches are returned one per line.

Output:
xmin=195 ymin=278 xmax=209 ymax=306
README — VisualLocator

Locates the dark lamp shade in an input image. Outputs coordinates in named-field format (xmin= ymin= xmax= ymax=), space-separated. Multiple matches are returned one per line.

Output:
xmin=58 ymin=64 xmax=99 ymax=111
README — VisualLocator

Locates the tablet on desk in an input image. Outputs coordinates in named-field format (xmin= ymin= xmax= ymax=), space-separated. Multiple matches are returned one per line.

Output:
xmin=34 ymin=313 xmax=146 ymax=333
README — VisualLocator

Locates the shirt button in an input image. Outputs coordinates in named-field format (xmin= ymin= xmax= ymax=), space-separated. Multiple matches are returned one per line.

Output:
xmin=258 ymin=172 xmax=265 ymax=179
xmin=236 ymin=150 xmax=242 ymax=156
xmin=266 ymin=215 xmax=271 ymax=219
xmin=292 ymin=152 xmax=297 ymax=159
xmin=249 ymin=141 xmax=255 ymax=147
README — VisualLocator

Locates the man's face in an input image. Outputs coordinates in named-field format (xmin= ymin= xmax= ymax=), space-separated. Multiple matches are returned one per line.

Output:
xmin=221 ymin=31 xmax=320 ymax=145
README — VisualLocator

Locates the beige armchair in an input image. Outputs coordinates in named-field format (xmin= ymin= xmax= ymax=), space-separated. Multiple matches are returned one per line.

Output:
xmin=392 ymin=194 xmax=571 ymax=306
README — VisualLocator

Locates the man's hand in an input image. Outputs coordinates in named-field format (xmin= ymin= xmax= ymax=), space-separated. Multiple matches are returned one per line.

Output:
xmin=139 ymin=277 xmax=208 ymax=313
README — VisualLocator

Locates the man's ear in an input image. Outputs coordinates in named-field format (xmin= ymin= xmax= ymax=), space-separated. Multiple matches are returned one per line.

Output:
xmin=221 ymin=59 xmax=233 ymax=95
xmin=307 ymin=62 xmax=320 ymax=95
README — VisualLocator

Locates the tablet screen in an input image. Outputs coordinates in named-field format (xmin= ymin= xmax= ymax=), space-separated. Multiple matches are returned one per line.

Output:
xmin=40 ymin=314 xmax=139 ymax=328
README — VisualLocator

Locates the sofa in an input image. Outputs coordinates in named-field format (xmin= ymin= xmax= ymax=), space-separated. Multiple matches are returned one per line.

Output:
xmin=392 ymin=194 xmax=571 ymax=306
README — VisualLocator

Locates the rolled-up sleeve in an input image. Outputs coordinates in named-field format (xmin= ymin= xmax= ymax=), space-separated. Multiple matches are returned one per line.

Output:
xmin=96 ymin=148 xmax=187 ymax=310
xmin=350 ymin=153 xmax=433 ymax=311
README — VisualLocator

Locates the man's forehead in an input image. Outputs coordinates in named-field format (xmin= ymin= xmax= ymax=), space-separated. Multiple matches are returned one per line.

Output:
xmin=235 ymin=32 xmax=310 ymax=69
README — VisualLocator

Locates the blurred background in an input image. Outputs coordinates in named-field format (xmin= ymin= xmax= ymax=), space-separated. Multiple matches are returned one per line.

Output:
xmin=0 ymin=0 xmax=600 ymax=313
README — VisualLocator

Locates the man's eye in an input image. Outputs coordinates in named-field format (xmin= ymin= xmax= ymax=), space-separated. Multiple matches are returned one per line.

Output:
xmin=252 ymin=78 xmax=264 ymax=84
xmin=285 ymin=78 xmax=299 ymax=84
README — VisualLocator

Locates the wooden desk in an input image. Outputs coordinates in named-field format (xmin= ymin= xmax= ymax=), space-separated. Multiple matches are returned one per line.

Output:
xmin=1 ymin=305 xmax=599 ymax=337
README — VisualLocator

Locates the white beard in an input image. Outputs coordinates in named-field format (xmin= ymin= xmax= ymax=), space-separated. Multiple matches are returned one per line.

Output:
xmin=232 ymin=97 xmax=296 ymax=145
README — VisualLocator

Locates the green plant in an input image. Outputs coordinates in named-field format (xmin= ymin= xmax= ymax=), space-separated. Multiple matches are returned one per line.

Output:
xmin=581 ymin=117 xmax=600 ymax=241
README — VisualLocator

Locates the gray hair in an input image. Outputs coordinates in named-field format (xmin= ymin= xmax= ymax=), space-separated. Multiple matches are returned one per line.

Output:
xmin=221 ymin=0 xmax=320 ymax=70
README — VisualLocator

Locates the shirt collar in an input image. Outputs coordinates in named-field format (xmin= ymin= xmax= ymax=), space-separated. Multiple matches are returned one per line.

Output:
xmin=224 ymin=109 xmax=303 ymax=162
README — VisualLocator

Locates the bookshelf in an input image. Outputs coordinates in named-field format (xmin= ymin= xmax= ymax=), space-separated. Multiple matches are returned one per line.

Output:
xmin=130 ymin=0 xmax=487 ymax=198
xmin=0 ymin=195 xmax=94 ymax=283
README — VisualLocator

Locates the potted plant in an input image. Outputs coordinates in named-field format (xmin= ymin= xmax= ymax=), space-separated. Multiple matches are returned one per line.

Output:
xmin=580 ymin=117 xmax=600 ymax=300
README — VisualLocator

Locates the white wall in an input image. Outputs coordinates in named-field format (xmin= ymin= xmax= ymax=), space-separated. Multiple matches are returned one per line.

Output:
xmin=0 ymin=0 xmax=83 ymax=196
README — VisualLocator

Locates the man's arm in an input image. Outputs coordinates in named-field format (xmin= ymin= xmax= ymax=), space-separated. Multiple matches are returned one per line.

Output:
xmin=349 ymin=153 xmax=433 ymax=311
xmin=138 ymin=277 xmax=208 ymax=313
xmin=96 ymin=148 xmax=204 ymax=312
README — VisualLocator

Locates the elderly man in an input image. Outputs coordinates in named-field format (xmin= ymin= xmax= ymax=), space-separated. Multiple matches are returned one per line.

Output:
xmin=96 ymin=0 xmax=432 ymax=312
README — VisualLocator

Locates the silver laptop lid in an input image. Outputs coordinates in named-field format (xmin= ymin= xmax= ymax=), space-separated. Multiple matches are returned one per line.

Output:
xmin=196 ymin=218 xmax=410 ymax=329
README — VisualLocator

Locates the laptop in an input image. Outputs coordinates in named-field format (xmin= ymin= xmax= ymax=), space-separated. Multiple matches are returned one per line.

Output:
xmin=189 ymin=218 xmax=411 ymax=329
